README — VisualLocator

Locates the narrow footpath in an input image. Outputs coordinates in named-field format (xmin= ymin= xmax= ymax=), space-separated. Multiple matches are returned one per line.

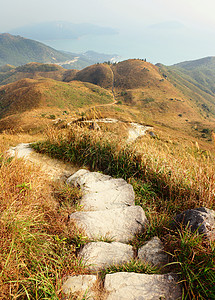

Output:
xmin=8 ymin=143 xmax=182 ymax=300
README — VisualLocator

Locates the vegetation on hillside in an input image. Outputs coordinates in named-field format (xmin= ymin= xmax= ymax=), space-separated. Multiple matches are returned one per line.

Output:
xmin=0 ymin=133 xmax=90 ymax=299
xmin=0 ymin=33 xmax=76 ymax=67
xmin=31 ymin=125 xmax=215 ymax=299
xmin=73 ymin=63 xmax=114 ymax=89
xmin=0 ymin=78 xmax=113 ymax=118
xmin=1 ymin=56 xmax=215 ymax=299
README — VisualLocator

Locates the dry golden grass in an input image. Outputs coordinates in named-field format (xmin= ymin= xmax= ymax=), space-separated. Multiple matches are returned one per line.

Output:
xmin=0 ymin=132 xmax=87 ymax=299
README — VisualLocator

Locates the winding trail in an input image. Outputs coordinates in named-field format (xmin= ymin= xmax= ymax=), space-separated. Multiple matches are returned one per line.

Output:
xmin=7 ymin=143 xmax=182 ymax=300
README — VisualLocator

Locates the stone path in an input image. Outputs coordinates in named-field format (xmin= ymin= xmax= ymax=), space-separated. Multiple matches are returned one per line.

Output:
xmin=69 ymin=118 xmax=153 ymax=142
xmin=8 ymin=143 xmax=182 ymax=300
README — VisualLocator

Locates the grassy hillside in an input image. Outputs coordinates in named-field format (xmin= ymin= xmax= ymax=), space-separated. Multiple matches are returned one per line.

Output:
xmin=0 ymin=33 xmax=76 ymax=67
xmin=0 ymin=63 xmax=68 ymax=86
xmin=157 ymin=57 xmax=215 ymax=117
xmin=0 ymin=78 xmax=113 ymax=132
xmin=172 ymin=56 xmax=215 ymax=95
xmin=0 ymin=57 xmax=215 ymax=299
xmin=0 ymin=58 xmax=215 ymax=148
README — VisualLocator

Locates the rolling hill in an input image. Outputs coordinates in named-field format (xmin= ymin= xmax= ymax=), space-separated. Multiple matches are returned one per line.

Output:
xmin=0 ymin=77 xmax=113 ymax=131
xmin=0 ymin=58 xmax=215 ymax=149
xmin=63 ymin=59 xmax=215 ymax=145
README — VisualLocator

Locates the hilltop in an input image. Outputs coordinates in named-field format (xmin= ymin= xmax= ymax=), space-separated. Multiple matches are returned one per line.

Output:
xmin=70 ymin=59 xmax=215 ymax=144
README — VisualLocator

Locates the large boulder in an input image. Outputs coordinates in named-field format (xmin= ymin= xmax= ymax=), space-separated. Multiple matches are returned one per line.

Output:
xmin=78 ymin=242 xmax=134 ymax=271
xmin=70 ymin=206 xmax=147 ymax=243
xmin=173 ymin=207 xmax=215 ymax=241
xmin=104 ymin=272 xmax=182 ymax=300
xmin=138 ymin=237 xmax=169 ymax=267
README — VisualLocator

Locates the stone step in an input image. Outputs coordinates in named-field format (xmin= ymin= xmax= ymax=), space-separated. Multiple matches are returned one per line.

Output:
xmin=70 ymin=206 xmax=147 ymax=243
xmin=62 ymin=273 xmax=182 ymax=300
xmin=78 ymin=242 xmax=134 ymax=271
xmin=104 ymin=272 xmax=182 ymax=300
xmin=67 ymin=169 xmax=135 ymax=210
xmin=62 ymin=274 xmax=97 ymax=299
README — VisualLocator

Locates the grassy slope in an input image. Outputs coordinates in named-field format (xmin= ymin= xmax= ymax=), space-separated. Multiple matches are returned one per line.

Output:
xmin=0 ymin=78 xmax=113 ymax=132
xmin=108 ymin=59 xmax=215 ymax=146
xmin=0 ymin=62 xmax=69 ymax=86
xmin=0 ymin=59 xmax=215 ymax=148
xmin=172 ymin=56 xmax=215 ymax=95
xmin=0 ymin=33 xmax=75 ymax=67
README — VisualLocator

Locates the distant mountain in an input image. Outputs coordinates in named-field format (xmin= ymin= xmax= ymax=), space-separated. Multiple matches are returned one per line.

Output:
xmin=0 ymin=33 xmax=120 ymax=70
xmin=0 ymin=33 xmax=76 ymax=66
xmin=10 ymin=21 xmax=117 ymax=41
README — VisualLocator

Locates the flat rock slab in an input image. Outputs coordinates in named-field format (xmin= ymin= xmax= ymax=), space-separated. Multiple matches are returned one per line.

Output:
xmin=67 ymin=170 xmax=129 ymax=192
xmin=70 ymin=206 xmax=147 ymax=243
xmin=104 ymin=272 xmax=182 ymax=300
xmin=62 ymin=275 xmax=97 ymax=299
xmin=80 ymin=184 xmax=135 ymax=211
xmin=79 ymin=242 xmax=134 ymax=271
xmin=173 ymin=207 xmax=215 ymax=241
xmin=138 ymin=237 xmax=169 ymax=267
xmin=67 ymin=169 xmax=135 ymax=210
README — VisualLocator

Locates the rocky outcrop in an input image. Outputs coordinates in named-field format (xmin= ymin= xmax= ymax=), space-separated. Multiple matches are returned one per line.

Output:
xmin=173 ymin=207 xmax=215 ymax=241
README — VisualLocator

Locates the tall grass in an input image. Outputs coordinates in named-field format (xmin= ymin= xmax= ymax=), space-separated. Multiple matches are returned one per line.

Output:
xmin=33 ymin=126 xmax=215 ymax=211
xmin=0 ymin=134 xmax=88 ymax=299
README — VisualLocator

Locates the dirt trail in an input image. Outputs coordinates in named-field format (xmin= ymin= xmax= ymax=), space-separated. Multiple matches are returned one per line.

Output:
xmin=7 ymin=143 xmax=79 ymax=181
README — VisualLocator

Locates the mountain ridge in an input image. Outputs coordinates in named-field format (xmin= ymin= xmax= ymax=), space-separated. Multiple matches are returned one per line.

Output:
xmin=0 ymin=33 xmax=120 ymax=70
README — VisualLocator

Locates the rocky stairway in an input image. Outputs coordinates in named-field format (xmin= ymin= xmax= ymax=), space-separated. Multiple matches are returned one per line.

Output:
xmin=63 ymin=169 xmax=181 ymax=299
xmin=8 ymin=144 xmax=182 ymax=300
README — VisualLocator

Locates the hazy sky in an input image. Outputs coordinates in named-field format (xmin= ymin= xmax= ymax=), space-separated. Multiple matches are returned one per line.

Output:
xmin=1 ymin=0 xmax=215 ymax=64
